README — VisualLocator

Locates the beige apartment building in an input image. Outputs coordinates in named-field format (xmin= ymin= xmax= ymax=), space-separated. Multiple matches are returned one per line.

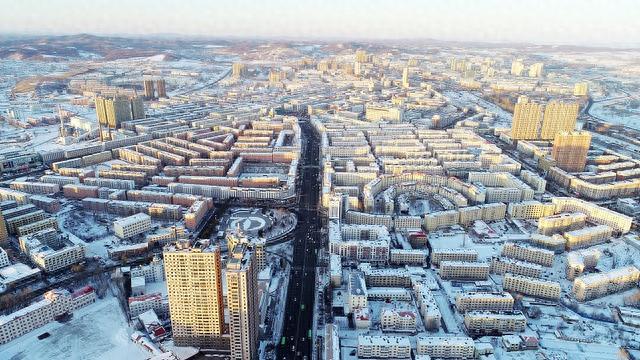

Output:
xmin=507 ymin=200 xmax=555 ymax=219
xmin=226 ymin=244 xmax=259 ymax=360
xmin=439 ymin=261 xmax=490 ymax=280
xmin=164 ymin=240 xmax=225 ymax=348
xmin=538 ymin=212 xmax=587 ymax=236
xmin=490 ymin=257 xmax=542 ymax=278
xmin=464 ymin=311 xmax=527 ymax=335
xmin=455 ymin=292 xmax=514 ymax=313
xmin=573 ymin=266 xmax=640 ymax=302
xmin=113 ymin=213 xmax=152 ymax=239
xmin=511 ymin=98 xmax=543 ymax=140
xmin=503 ymin=273 xmax=561 ymax=300
xmin=552 ymin=197 xmax=633 ymax=234
xmin=502 ymin=243 xmax=554 ymax=267
xmin=551 ymin=131 xmax=591 ymax=172
xmin=431 ymin=248 xmax=478 ymax=266
xmin=564 ymin=225 xmax=612 ymax=250
xmin=357 ymin=335 xmax=411 ymax=359
xmin=540 ymin=101 xmax=579 ymax=140
xmin=416 ymin=336 xmax=475 ymax=359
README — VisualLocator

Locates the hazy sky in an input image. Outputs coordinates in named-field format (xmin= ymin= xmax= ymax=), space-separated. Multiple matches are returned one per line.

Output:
xmin=2 ymin=0 xmax=639 ymax=46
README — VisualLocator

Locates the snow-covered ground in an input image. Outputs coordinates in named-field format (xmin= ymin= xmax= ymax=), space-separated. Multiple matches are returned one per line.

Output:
xmin=590 ymin=97 xmax=640 ymax=129
xmin=443 ymin=90 xmax=513 ymax=128
xmin=0 ymin=296 xmax=149 ymax=360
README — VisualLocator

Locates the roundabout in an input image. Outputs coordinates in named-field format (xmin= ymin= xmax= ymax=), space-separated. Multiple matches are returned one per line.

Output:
xmin=220 ymin=207 xmax=297 ymax=243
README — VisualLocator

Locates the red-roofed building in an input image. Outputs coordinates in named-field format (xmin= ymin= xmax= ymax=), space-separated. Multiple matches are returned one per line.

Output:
xmin=381 ymin=307 xmax=418 ymax=332
xmin=71 ymin=286 xmax=96 ymax=310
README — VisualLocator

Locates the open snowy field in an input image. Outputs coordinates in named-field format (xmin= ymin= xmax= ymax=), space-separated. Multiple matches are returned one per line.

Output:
xmin=0 ymin=296 xmax=148 ymax=360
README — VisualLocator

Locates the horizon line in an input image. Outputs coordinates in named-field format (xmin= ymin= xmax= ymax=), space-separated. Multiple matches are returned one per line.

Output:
xmin=1 ymin=32 xmax=639 ymax=51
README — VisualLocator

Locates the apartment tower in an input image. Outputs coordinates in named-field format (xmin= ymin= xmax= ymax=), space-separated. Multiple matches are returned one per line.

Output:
xmin=539 ymin=100 xmax=579 ymax=140
xmin=511 ymin=97 xmax=543 ymax=140
xmin=402 ymin=67 xmax=410 ymax=88
xmin=143 ymin=79 xmax=155 ymax=99
xmin=552 ymin=131 xmax=591 ymax=173
xmin=164 ymin=240 xmax=225 ymax=347
xmin=156 ymin=79 xmax=167 ymax=98
xmin=226 ymin=243 xmax=259 ymax=360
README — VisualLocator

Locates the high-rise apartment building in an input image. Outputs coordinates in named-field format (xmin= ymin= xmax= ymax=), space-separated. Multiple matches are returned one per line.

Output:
xmin=107 ymin=96 xmax=133 ymax=128
xmin=130 ymin=96 xmax=145 ymax=120
xmin=143 ymin=80 xmax=155 ymax=99
xmin=528 ymin=62 xmax=544 ymax=77
xmin=232 ymin=63 xmax=247 ymax=77
xmin=552 ymin=131 xmax=591 ymax=172
xmin=574 ymin=82 xmax=589 ymax=96
xmin=510 ymin=59 xmax=525 ymax=76
xmin=402 ymin=67 xmax=410 ymax=88
xmin=156 ymin=79 xmax=167 ymax=98
xmin=511 ymin=98 xmax=579 ymax=141
xmin=226 ymin=243 xmax=259 ymax=360
xmin=355 ymin=49 xmax=369 ymax=63
xmin=95 ymin=95 xmax=136 ymax=129
xmin=0 ymin=212 xmax=9 ymax=245
xmin=539 ymin=100 xmax=579 ymax=140
xmin=95 ymin=96 xmax=109 ymax=126
xmin=164 ymin=240 xmax=225 ymax=348
xmin=511 ymin=98 xmax=543 ymax=140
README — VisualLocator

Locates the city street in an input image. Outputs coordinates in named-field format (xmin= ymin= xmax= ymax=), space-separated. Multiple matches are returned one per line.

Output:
xmin=277 ymin=118 xmax=320 ymax=360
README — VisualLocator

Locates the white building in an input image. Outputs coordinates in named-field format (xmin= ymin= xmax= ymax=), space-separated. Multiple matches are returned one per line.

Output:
xmin=456 ymin=292 xmax=514 ymax=313
xmin=490 ymin=257 xmax=542 ymax=278
xmin=0 ymin=247 xmax=10 ymax=268
xmin=502 ymin=242 xmax=554 ymax=267
xmin=357 ymin=335 xmax=411 ymax=359
xmin=563 ymin=225 xmax=612 ymax=250
xmin=439 ymin=261 xmax=490 ymax=280
xmin=573 ymin=266 xmax=640 ymax=302
xmin=330 ymin=254 xmax=342 ymax=286
xmin=552 ymin=197 xmax=632 ymax=234
xmin=503 ymin=273 xmax=561 ymax=300
xmin=464 ymin=311 xmax=527 ymax=335
xmin=414 ymin=282 xmax=442 ymax=330
xmin=113 ymin=213 xmax=152 ymax=239
xmin=346 ymin=271 xmax=368 ymax=314
xmin=0 ymin=288 xmax=95 ymax=344
xmin=431 ymin=248 xmax=478 ymax=266
xmin=390 ymin=249 xmax=427 ymax=265
xmin=416 ymin=336 xmax=475 ymax=359
xmin=380 ymin=307 xmax=417 ymax=332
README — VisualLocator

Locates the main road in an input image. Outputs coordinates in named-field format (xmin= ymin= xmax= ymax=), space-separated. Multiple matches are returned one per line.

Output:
xmin=277 ymin=117 xmax=321 ymax=360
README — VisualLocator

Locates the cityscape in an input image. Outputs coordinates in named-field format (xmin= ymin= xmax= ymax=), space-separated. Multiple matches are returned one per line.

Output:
xmin=1 ymin=1 xmax=640 ymax=360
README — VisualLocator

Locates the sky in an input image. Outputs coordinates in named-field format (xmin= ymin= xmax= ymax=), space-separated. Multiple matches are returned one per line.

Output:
xmin=1 ymin=0 xmax=639 ymax=46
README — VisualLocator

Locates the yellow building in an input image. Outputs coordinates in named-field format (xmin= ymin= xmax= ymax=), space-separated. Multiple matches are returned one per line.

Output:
xmin=226 ymin=243 xmax=259 ymax=360
xmin=402 ymin=67 xmax=410 ymax=88
xmin=232 ymin=63 xmax=247 ymax=77
xmin=574 ymin=82 xmax=589 ymax=96
xmin=511 ymin=98 xmax=543 ymax=140
xmin=0 ymin=212 xmax=8 ymax=245
xmin=510 ymin=59 xmax=525 ymax=76
xmin=355 ymin=49 xmax=369 ymax=63
xmin=95 ymin=95 xmax=136 ymax=129
xmin=528 ymin=62 xmax=544 ymax=77
xmin=164 ymin=240 xmax=225 ymax=348
xmin=540 ymin=101 xmax=579 ymax=140
xmin=551 ymin=131 xmax=591 ymax=172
